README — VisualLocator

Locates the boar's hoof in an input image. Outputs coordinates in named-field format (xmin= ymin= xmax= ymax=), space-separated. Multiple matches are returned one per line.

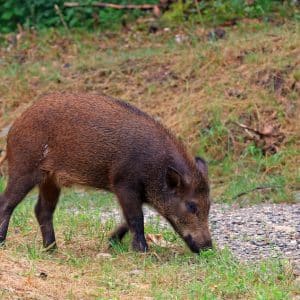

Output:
xmin=132 ymin=239 xmax=148 ymax=252
xmin=109 ymin=223 xmax=129 ymax=245
xmin=0 ymin=234 xmax=6 ymax=247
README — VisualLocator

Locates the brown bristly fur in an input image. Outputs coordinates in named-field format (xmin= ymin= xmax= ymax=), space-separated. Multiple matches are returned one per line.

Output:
xmin=0 ymin=92 xmax=211 ymax=253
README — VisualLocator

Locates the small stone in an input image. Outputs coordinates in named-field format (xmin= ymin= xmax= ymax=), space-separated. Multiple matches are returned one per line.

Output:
xmin=148 ymin=24 xmax=159 ymax=34
xmin=175 ymin=34 xmax=188 ymax=44
xmin=96 ymin=252 xmax=112 ymax=259
xmin=38 ymin=272 xmax=48 ymax=280
xmin=129 ymin=269 xmax=142 ymax=276
xmin=227 ymin=88 xmax=247 ymax=99
xmin=273 ymin=225 xmax=295 ymax=233
xmin=207 ymin=28 xmax=226 ymax=41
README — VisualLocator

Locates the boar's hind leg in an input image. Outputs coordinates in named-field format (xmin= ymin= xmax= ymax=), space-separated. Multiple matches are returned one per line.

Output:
xmin=115 ymin=187 xmax=148 ymax=252
xmin=35 ymin=177 xmax=60 ymax=250
xmin=109 ymin=222 xmax=129 ymax=245
xmin=0 ymin=174 xmax=37 ymax=244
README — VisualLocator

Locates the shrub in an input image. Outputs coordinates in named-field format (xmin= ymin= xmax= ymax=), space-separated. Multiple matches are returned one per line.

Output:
xmin=0 ymin=0 xmax=157 ymax=33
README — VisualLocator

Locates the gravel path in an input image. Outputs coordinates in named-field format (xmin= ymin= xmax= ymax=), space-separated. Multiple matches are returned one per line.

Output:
xmin=209 ymin=203 xmax=299 ymax=263
xmin=98 ymin=203 xmax=300 ymax=269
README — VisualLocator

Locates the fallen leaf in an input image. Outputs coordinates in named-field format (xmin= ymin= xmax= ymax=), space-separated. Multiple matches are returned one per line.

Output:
xmin=146 ymin=234 xmax=170 ymax=247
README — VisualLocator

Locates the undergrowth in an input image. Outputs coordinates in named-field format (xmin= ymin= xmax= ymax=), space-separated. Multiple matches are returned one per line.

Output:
xmin=0 ymin=0 xmax=299 ymax=33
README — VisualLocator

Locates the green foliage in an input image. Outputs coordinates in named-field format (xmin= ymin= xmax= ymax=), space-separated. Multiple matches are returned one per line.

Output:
xmin=162 ymin=0 xmax=192 ymax=23
xmin=164 ymin=0 xmax=299 ymax=25
xmin=0 ymin=0 xmax=299 ymax=33
xmin=0 ymin=0 xmax=158 ymax=33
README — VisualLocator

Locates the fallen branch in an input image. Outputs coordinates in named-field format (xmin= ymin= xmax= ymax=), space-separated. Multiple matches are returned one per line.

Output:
xmin=233 ymin=185 xmax=282 ymax=200
xmin=54 ymin=4 xmax=69 ymax=32
xmin=231 ymin=121 xmax=264 ymax=137
xmin=64 ymin=2 xmax=158 ymax=10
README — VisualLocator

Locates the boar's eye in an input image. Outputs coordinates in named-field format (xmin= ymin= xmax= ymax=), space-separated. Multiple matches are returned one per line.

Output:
xmin=186 ymin=202 xmax=198 ymax=214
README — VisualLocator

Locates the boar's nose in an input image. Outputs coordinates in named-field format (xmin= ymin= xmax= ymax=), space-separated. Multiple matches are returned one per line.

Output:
xmin=201 ymin=239 xmax=213 ymax=250
xmin=184 ymin=234 xmax=213 ymax=253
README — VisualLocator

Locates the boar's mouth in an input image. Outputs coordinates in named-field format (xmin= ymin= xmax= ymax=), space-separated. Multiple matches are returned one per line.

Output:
xmin=165 ymin=217 xmax=212 ymax=253
xmin=183 ymin=234 xmax=212 ymax=253
xmin=183 ymin=234 xmax=201 ymax=253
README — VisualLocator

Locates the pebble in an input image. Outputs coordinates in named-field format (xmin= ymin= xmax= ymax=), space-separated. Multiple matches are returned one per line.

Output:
xmin=129 ymin=269 xmax=142 ymax=276
xmin=96 ymin=252 xmax=112 ymax=259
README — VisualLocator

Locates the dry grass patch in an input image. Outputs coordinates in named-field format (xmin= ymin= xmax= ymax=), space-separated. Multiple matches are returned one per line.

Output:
xmin=0 ymin=250 xmax=97 ymax=299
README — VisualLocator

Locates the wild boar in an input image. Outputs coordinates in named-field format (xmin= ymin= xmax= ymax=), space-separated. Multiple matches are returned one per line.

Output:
xmin=0 ymin=92 xmax=212 ymax=252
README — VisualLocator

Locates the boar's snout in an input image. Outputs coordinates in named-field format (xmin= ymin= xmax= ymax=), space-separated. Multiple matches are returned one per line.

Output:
xmin=184 ymin=234 xmax=213 ymax=253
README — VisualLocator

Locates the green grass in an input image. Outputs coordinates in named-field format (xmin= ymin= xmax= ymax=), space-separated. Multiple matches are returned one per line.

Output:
xmin=0 ymin=177 xmax=298 ymax=299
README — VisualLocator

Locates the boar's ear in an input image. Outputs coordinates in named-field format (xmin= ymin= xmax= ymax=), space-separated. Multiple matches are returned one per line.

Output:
xmin=166 ymin=166 xmax=182 ymax=191
xmin=195 ymin=156 xmax=208 ymax=176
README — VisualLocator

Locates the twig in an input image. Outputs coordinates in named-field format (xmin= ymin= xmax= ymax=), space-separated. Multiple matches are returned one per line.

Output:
xmin=194 ymin=0 xmax=202 ymax=16
xmin=64 ymin=2 xmax=157 ymax=10
xmin=231 ymin=121 xmax=263 ymax=137
xmin=151 ymin=251 xmax=162 ymax=262
xmin=227 ymin=128 xmax=237 ymax=153
xmin=233 ymin=185 xmax=282 ymax=200
xmin=54 ymin=4 xmax=69 ymax=32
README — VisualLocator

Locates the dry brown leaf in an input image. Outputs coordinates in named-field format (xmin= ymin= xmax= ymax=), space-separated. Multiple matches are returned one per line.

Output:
xmin=145 ymin=234 xmax=170 ymax=247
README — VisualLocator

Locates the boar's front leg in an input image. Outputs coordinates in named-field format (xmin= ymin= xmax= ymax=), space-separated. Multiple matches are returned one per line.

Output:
xmin=114 ymin=186 xmax=148 ymax=252
xmin=109 ymin=222 xmax=129 ymax=245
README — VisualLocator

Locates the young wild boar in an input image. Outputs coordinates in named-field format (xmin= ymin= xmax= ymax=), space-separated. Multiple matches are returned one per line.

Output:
xmin=0 ymin=92 xmax=212 ymax=253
